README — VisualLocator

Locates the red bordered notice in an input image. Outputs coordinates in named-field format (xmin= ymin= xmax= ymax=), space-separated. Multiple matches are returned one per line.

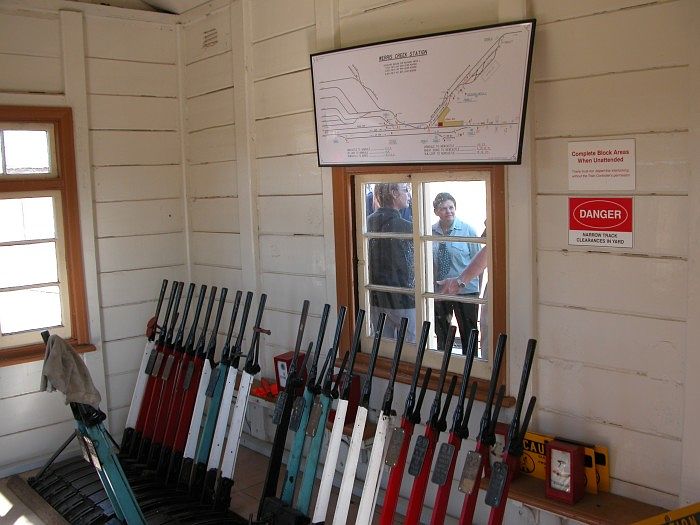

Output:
xmin=569 ymin=197 xmax=633 ymax=248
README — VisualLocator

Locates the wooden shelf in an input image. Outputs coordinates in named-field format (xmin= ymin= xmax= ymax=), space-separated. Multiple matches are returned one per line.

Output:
xmin=481 ymin=475 xmax=666 ymax=525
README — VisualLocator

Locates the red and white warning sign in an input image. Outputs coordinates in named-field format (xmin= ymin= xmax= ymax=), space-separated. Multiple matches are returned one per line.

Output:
xmin=569 ymin=197 xmax=633 ymax=248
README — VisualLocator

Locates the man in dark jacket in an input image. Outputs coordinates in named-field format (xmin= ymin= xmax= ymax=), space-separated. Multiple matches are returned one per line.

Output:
xmin=367 ymin=182 xmax=416 ymax=342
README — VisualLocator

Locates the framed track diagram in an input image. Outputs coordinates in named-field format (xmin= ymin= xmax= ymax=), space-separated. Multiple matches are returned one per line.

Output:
xmin=310 ymin=20 xmax=535 ymax=166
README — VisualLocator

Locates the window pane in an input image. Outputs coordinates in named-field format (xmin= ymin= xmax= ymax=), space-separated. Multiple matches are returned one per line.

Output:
xmin=363 ymin=182 xmax=413 ymax=223
xmin=368 ymin=293 xmax=417 ymax=344
xmin=426 ymin=240 xmax=485 ymax=294
xmin=3 ymin=130 xmax=51 ymax=175
xmin=0 ymin=286 xmax=62 ymax=334
xmin=0 ymin=242 xmax=58 ymax=287
xmin=423 ymin=180 xmax=486 ymax=236
xmin=425 ymin=296 xmax=488 ymax=358
xmin=0 ymin=197 xmax=56 ymax=242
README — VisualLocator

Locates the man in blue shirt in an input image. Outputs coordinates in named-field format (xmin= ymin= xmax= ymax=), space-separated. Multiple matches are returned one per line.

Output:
xmin=432 ymin=192 xmax=481 ymax=354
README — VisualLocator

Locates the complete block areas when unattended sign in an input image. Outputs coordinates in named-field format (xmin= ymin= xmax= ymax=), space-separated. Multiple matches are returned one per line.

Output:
xmin=569 ymin=197 xmax=633 ymax=248
xmin=568 ymin=139 xmax=635 ymax=190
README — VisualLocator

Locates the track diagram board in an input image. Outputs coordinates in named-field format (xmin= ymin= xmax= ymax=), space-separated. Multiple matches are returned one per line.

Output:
xmin=310 ymin=20 xmax=535 ymax=166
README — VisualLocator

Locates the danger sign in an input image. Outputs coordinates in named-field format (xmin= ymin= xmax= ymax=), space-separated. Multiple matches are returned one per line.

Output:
xmin=569 ymin=197 xmax=633 ymax=248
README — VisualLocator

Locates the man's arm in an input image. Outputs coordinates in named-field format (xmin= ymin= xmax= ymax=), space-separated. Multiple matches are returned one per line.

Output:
xmin=436 ymin=246 xmax=487 ymax=295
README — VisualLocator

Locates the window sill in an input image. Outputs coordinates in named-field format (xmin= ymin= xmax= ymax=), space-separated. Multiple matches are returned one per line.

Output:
xmin=350 ymin=352 xmax=516 ymax=407
xmin=0 ymin=339 xmax=96 ymax=368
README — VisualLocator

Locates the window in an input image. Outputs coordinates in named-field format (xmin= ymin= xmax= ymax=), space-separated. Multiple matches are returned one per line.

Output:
xmin=333 ymin=165 xmax=505 ymax=383
xmin=0 ymin=106 xmax=89 ymax=365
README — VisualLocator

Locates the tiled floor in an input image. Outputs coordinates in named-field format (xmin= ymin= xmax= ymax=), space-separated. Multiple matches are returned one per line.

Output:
xmin=230 ymin=446 xmax=402 ymax=524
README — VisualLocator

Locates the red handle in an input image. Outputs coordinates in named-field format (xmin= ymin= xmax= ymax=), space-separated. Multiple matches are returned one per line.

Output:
xmin=141 ymin=345 xmax=174 ymax=440
xmin=486 ymin=453 xmax=520 ymax=525
xmin=151 ymin=350 xmax=185 ymax=445
xmin=429 ymin=432 xmax=462 ymax=525
xmin=379 ymin=417 xmax=414 ymax=525
xmin=160 ymin=353 xmax=193 ymax=448
xmin=172 ymin=356 xmax=204 ymax=452
xmin=404 ymin=426 xmax=438 ymax=525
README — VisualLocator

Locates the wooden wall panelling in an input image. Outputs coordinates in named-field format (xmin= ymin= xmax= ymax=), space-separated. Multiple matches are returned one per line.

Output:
xmin=254 ymin=70 xmax=313 ymax=119
xmin=88 ymin=94 xmax=178 ymax=130
xmin=533 ymin=1 xmax=689 ymax=82
xmin=338 ymin=0 xmax=497 ymax=47
xmin=183 ymin=9 xmax=231 ymax=65
xmin=94 ymin=165 xmax=182 ymax=202
xmin=97 ymin=233 xmax=185 ymax=272
xmin=0 ymin=12 xmax=60 ymax=56
xmin=0 ymin=391 xmax=71 ymax=438
xmin=530 ymin=0 xmax=666 ymax=25
xmin=91 ymin=130 xmax=180 ymax=165
xmin=537 ymin=195 xmax=689 ymax=257
xmin=85 ymin=15 xmax=176 ymax=63
xmin=96 ymin=199 xmax=184 ymax=237
xmin=186 ymin=125 xmax=236 ymax=164
xmin=0 ymin=421 xmax=77 ymax=478
xmin=0 ymin=55 xmax=63 ymax=93
xmin=185 ymin=52 xmax=234 ymax=98
xmin=251 ymin=0 xmax=315 ymax=43
xmin=190 ymin=265 xmax=243 ymax=295
xmin=538 ymin=305 xmax=685 ymax=383
xmin=258 ymin=195 xmax=323 ymax=235
xmin=186 ymin=88 xmax=235 ymax=132
xmin=87 ymin=59 xmax=178 ymax=96
xmin=259 ymin=234 xmax=326 ymax=275
xmin=0 ymin=361 xmax=44 ymax=399
xmin=190 ymin=232 xmax=242 ymax=268
xmin=258 ymin=154 xmax=321 ymax=196
xmin=534 ymin=68 xmax=689 ymax=138
xmin=252 ymin=26 xmax=316 ymax=80
xmin=255 ymin=112 xmax=316 ymax=158
xmin=261 ymin=273 xmax=327 ymax=315
xmin=189 ymin=196 xmax=240 ymax=233
xmin=101 ymin=300 xmax=161 ymax=341
xmin=106 ymin=370 xmax=138 ymax=411
xmin=100 ymin=266 xmax=186 ymax=308
xmin=187 ymin=161 xmax=238 ymax=198
xmin=538 ymin=250 xmax=687 ymax=320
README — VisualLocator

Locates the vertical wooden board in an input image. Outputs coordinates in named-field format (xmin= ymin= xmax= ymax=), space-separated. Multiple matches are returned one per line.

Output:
xmin=191 ymin=265 xmax=242 ymax=294
xmin=259 ymin=234 xmax=326 ymax=275
xmin=0 ymin=54 xmax=62 ymax=93
xmin=261 ymin=273 xmax=327 ymax=314
xmin=534 ymin=68 xmax=689 ymax=138
xmin=186 ymin=88 xmax=235 ymax=132
xmin=536 ymin=359 xmax=683 ymax=438
xmin=109 ymin=406 xmax=129 ymax=438
xmin=185 ymin=52 xmax=234 ymax=98
xmin=255 ymin=112 xmax=316 ymax=158
xmin=187 ymin=160 xmax=237 ymax=198
xmin=106 ymin=341 xmax=143 ymax=386
xmin=91 ymin=130 xmax=180 ymax=166
xmin=101 ymin=300 xmax=158 ymax=341
xmin=533 ymin=2 xmax=690 ymax=81
xmin=251 ymin=0 xmax=315 ymax=42
xmin=85 ymin=15 xmax=176 ymax=63
xmin=97 ymin=232 xmax=185 ymax=272
xmin=538 ymin=304 xmax=685 ymax=382
xmin=190 ymin=232 xmax=241 ymax=268
xmin=94 ymin=165 xmax=182 ymax=202
xmin=537 ymin=195 xmax=689 ymax=257
xmin=536 ymin=409 xmax=681 ymax=497
xmin=88 ymin=95 xmax=178 ymax=131
xmin=96 ymin=199 xmax=184 ymax=237
xmin=187 ymin=125 xmax=236 ymax=164
xmin=338 ymin=0 xmax=496 ymax=47
xmin=252 ymin=26 xmax=316 ymax=80
xmin=535 ymin=132 xmax=689 ymax=194
xmin=538 ymin=250 xmax=687 ymax=319
xmin=258 ymin=153 xmax=322 ymax=196
xmin=184 ymin=10 xmax=231 ymax=65
xmin=106 ymin=371 xmax=138 ymax=410
xmin=258 ymin=195 xmax=324 ymax=235
xmin=0 ymin=360 xmax=44 ymax=399
xmin=530 ymin=0 xmax=659 ymax=24
xmin=254 ymin=70 xmax=313 ymax=119
xmin=99 ymin=265 xmax=186 ymax=308
xmin=0 ymin=420 xmax=77 ymax=473
xmin=189 ymin=196 xmax=239 ymax=233
xmin=0 ymin=13 xmax=60 ymax=57
xmin=87 ymin=59 xmax=178 ymax=97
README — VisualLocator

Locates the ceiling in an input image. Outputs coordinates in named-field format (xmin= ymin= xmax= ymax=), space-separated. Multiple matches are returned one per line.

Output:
xmin=74 ymin=0 xmax=210 ymax=14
